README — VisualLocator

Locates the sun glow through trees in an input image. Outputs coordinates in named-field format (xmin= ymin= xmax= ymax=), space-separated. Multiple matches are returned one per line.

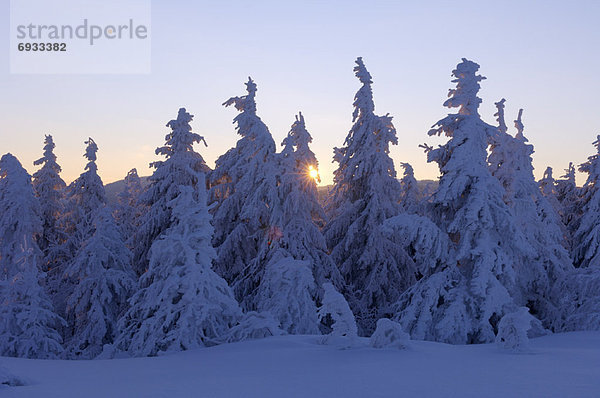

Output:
xmin=308 ymin=165 xmax=319 ymax=181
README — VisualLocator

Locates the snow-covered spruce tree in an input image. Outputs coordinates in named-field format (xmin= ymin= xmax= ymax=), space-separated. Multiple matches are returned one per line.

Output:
xmin=0 ymin=153 xmax=64 ymax=359
xmin=393 ymin=59 xmax=535 ymax=344
xmin=539 ymin=167 xmax=562 ymax=216
xmin=243 ymin=113 xmax=343 ymax=332
xmin=399 ymin=162 xmax=421 ymax=214
xmin=32 ymin=134 xmax=66 ymax=269
xmin=0 ymin=154 xmax=43 ymax=280
xmin=115 ymin=168 xmax=143 ymax=239
xmin=573 ymin=135 xmax=600 ymax=268
xmin=557 ymin=163 xmax=578 ymax=211
xmin=116 ymin=184 xmax=241 ymax=357
xmin=132 ymin=108 xmax=209 ymax=276
xmin=488 ymin=106 xmax=572 ymax=329
xmin=209 ymin=78 xmax=277 ymax=286
xmin=63 ymin=207 xmax=135 ymax=359
xmin=274 ymin=113 xmax=343 ymax=289
xmin=61 ymin=138 xmax=107 ymax=260
xmin=53 ymin=138 xmax=107 ymax=323
xmin=324 ymin=58 xmax=416 ymax=335
xmin=556 ymin=162 xmax=581 ymax=247
xmin=554 ymin=138 xmax=600 ymax=331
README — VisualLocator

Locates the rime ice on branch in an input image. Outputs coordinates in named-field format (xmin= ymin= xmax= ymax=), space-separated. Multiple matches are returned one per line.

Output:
xmin=399 ymin=162 xmax=421 ymax=214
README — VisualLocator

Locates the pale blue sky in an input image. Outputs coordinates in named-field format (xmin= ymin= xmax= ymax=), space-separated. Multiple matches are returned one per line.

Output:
xmin=1 ymin=0 xmax=599 ymax=185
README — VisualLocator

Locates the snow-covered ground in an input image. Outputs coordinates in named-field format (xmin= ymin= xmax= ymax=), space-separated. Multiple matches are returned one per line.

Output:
xmin=2 ymin=332 xmax=599 ymax=398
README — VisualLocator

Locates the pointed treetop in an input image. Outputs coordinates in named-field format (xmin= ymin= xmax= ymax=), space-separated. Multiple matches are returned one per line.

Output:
xmin=281 ymin=112 xmax=320 ymax=184
xmin=125 ymin=168 xmax=139 ymax=181
xmin=443 ymin=58 xmax=486 ymax=116
xmin=122 ymin=168 xmax=142 ymax=192
xmin=561 ymin=162 xmax=576 ymax=183
xmin=33 ymin=135 xmax=58 ymax=166
xmin=118 ymin=168 xmax=141 ymax=208
xmin=352 ymin=57 xmax=375 ymax=122
xmin=83 ymin=137 xmax=98 ymax=175
xmin=514 ymin=109 xmax=525 ymax=139
xmin=291 ymin=111 xmax=306 ymax=133
xmin=84 ymin=138 xmax=98 ymax=162
xmin=125 ymin=167 xmax=138 ymax=180
xmin=245 ymin=77 xmax=257 ymax=97
xmin=579 ymin=135 xmax=600 ymax=177
xmin=494 ymin=98 xmax=507 ymax=134
xmin=0 ymin=153 xmax=22 ymax=176
xmin=160 ymin=108 xmax=206 ymax=156
xmin=282 ymin=111 xmax=313 ymax=151
xmin=167 ymin=108 xmax=208 ymax=148
xmin=223 ymin=77 xmax=257 ymax=114
xmin=166 ymin=108 xmax=194 ymax=131
xmin=353 ymin=57 xmax=372 ymax=85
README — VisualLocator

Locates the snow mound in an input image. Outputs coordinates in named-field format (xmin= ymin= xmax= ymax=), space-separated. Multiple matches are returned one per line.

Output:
xmin=220 ymin=311 xmax=284 ymax=344
xmin=0 ymin=363 xmax=26 ymax=387
xmin=370 ymin=318 xmax=410 ymax=349
xmin=495 ymin=307 xmax=534 ymax=352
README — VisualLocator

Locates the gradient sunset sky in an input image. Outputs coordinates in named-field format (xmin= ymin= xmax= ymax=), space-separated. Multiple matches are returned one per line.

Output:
xmin=1 ymin=0 xmax=599 ymax=185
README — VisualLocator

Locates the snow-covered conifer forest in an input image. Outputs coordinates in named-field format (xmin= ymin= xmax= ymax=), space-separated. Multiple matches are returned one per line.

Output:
xmin=1 ymin=58 xmax=600 ymax=396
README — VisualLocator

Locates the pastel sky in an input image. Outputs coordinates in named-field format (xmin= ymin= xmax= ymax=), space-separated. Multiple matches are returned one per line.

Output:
xmin=1 ymin=0 xmax=599 ymax=186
